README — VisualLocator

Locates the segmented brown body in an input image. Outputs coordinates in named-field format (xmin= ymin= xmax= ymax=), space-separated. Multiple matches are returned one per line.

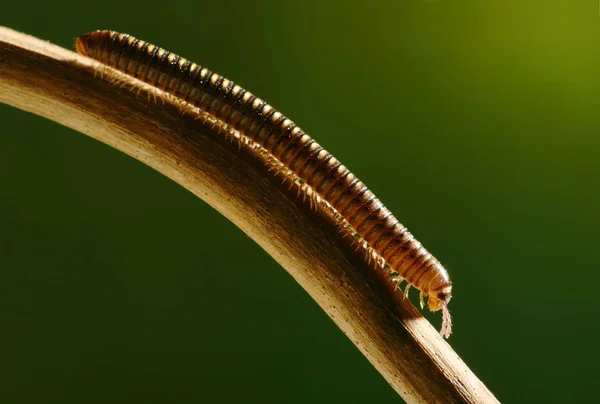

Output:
xmin=76 ymin=30 xmax=453 ymax=333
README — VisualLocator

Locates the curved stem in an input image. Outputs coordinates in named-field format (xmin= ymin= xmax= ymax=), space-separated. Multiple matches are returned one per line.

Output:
xmin=0 ymin=26 xmax=498 ymax=404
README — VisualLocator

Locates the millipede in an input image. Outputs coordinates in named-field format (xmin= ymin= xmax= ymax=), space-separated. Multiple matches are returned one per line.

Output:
xmin=75 ymin=30 xmax=453 ymax=337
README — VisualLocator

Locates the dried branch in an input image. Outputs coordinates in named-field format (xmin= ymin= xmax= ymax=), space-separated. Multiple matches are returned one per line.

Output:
xmin=0 ymin=26 xmax=498 ymax=403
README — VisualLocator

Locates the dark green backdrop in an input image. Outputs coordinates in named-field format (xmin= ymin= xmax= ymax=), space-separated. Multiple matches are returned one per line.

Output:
xmin=2 ymin=1 xmax=599 ymax=403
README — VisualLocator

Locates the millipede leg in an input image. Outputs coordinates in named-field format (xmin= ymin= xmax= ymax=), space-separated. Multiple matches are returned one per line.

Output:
xmin=353 ymin=237 xmax=364 ymax=252
xmin=403 ymin=284 xmax=412 ymax=299
xmin=393 ymin=277 xmax=403 ymax=291
xmin=365 ymin=248 xmax=375 ymax=266
xmin=284 ymin=176 xmax=295 ymax=190
xmin=309 ymin=192 xmax=320 ymax=211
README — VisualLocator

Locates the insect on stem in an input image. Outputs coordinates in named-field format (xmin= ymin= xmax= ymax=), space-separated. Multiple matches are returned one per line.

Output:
xmin=75 ymin=30 xmax=454 ymax=337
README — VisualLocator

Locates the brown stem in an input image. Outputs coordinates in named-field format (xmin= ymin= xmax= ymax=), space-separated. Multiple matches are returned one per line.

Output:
xmin=0 ymin=26 xmax=498 ymax=403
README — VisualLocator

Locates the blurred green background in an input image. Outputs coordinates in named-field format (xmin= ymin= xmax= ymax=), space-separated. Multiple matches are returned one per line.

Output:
xmin=2 ymin=1 xmax=599 ymax=402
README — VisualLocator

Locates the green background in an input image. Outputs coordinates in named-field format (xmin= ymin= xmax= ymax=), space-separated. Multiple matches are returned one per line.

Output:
xmin=2 ymin=1 xmax=599 ymax=402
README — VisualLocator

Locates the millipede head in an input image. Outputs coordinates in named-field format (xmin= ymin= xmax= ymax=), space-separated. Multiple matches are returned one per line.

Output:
xmin=425 ymin=271 xmax=453 ymax=312
xmin=428 ymin=287 xmax=452 ymax=312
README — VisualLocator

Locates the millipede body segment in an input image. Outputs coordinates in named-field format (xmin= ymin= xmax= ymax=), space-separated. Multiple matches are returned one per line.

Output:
xmin=76 ymin=30 xmax=453 ymax=337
